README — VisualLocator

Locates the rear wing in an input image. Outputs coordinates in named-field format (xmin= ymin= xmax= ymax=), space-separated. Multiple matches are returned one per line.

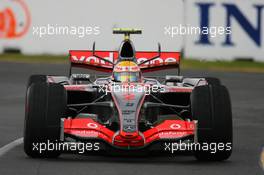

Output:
xmin=69 ymin=50 xmax=181 ymax=74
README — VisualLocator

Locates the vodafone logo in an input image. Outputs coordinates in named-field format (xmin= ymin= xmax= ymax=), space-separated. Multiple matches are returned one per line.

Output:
xmin=72 ymin=55 xmax=114 ymax=65
xmin=70 ymin=51 xmax=180 ymax=66
xmin=87 ymin=123 xmax=98 ymax=129
xmin=170 ymin=124 xmax=181 ymax=129
xmin=0 ymin=0 xmax=31 ymax=39
xmin=137 ymin=57 xmax=177 ymax=65
xmin=72 ymin=55 xmax=177 ymax=65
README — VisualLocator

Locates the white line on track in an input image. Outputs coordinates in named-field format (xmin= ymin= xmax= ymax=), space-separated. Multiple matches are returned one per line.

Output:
xmin=0 ymin=137 xmax=23 ymax=157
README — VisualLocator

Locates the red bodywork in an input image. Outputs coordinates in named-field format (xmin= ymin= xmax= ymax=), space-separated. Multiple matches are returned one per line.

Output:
xmin=64 ymin=118 xmax=195 ymax=148
xmin=62 ymin=50 xmax=194 ymax=149
xmin=69 ymin=50 xmax=180 ymax=73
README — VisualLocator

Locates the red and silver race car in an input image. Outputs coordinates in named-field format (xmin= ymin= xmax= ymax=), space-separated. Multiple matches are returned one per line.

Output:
xmin=24 ymin=29 xmax=232 ymax=161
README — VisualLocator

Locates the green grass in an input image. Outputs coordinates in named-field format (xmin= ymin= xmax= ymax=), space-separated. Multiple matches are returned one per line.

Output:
xmin=181 ymin=59 xmax=264 ymax=73
xmin=0 ymin=54 xmax=68 ymax=64
xmin=0 ymin=54 xmax=264 ymax=73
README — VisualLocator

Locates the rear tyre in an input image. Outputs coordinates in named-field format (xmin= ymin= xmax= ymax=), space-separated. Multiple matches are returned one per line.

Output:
xmin=191 ymin=85 xmax=232 ymax=161
xmin=24 ymin=82 xmax=66 ymax=158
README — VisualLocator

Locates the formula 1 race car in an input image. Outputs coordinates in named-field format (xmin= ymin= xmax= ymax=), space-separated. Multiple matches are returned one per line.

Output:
xmin=24 ymin=28 xmax=232 ymax=161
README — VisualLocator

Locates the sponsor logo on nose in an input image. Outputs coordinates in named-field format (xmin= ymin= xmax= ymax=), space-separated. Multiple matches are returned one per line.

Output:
xmin=170 ymin=124 xmax=181 ymax=129
xmin=87 ymin=123 xmax=98 ymax=129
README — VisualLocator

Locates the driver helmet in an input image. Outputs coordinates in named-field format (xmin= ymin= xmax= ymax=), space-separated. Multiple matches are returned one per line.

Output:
xmin=113 ymin=61 xmax=141 ymax=82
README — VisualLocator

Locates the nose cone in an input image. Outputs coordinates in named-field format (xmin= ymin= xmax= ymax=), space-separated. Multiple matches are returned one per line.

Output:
xmin=111 ymin=88 xmax=145 ymax=134
xmin=111 ymin=87 xmax=146 ymax=148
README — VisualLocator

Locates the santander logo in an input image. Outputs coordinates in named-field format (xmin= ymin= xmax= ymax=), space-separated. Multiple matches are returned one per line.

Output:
xmin=0 ymin=0 xmax=31 ymax=39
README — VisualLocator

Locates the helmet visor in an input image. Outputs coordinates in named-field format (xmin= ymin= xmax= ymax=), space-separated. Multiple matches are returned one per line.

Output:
xmin=113 ymin=72 xmax=140 ymax=82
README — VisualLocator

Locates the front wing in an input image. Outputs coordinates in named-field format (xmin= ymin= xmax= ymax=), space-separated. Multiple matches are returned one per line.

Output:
xmin=61 ymin=118 xmax=196 ymax=150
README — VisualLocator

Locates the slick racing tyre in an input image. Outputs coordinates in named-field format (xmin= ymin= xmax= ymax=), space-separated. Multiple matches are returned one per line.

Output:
xmin=25 ymin=75 xmax=47 ymax=111
xmin=27 ymin=75 xmax=47 ymax=88
xmin=24 ymin=82 xmax=66 ymax=158
xmin=205 ymin=77 xmax=221 ymax=86
xmin=191 ymin=84 xmax=232 ymax=161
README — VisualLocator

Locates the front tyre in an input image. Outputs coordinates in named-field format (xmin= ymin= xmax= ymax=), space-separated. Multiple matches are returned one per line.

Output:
xmin=205 ymin=77 xmax=221 ymax=86
xmin=24 ymin=82 xmax=66 ymax=158
xmin=191 ymin=84 xmax=232 ymax=161
xmin=27 ymin=75 xmax=47 ymax=88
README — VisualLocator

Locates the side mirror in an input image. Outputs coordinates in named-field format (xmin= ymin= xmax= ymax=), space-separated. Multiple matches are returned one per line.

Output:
xmin=93 ymin=42 xmax=96 ymax=55
xmin=158 ymin=42 xmax=161 ymax=56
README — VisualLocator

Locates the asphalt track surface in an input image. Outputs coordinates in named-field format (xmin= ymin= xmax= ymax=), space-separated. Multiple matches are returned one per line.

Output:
xmin=0 ymin=61 xmax=264 ymax=175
